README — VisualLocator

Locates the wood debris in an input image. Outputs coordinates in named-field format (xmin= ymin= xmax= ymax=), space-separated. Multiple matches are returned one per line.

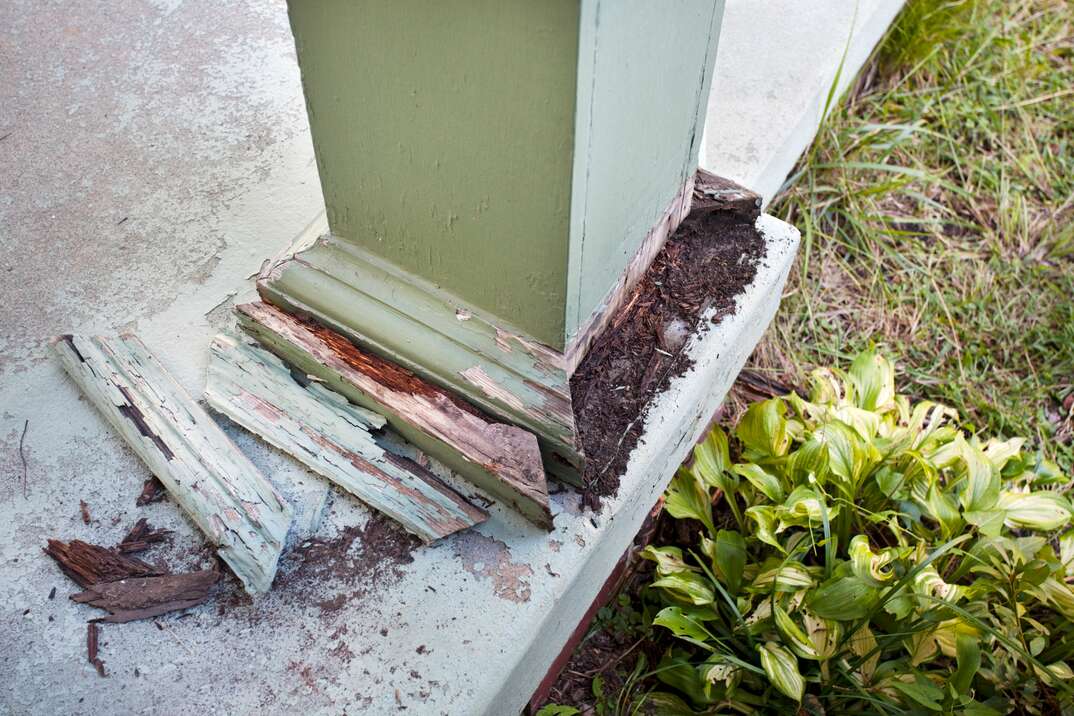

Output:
xmin=205 ymin=334 xmax=488 ymax=542
xmin=115 ymin=518 xmax=171 ymax=554
xmin=72 ymin=570 xmax=218 ymax=623
xmin=52 ymin=333 xmax=293 ymax=594
xmin=79 ymin=500 xmax=91 ymax=524
xmin=135 ymin=477 xmax=166 ymax=506
xmin=43 ymin=539 xmax=160 ymax=589
xmin=87 ymin=623 xmax=106 ymax=677
xmin=236 ymin=302 xmax=553 ymax=529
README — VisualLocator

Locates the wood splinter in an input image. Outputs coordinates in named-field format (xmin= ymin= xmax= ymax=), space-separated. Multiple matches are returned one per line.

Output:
xmin=235 ymin=302 xmax=553 ymax=529
xmin=52 ymin=333 xmax=293 ymax=594
xmin=205 ymin=333 xmax=488 ymax=542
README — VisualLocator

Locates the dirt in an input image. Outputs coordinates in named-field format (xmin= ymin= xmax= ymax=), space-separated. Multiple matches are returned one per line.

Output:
xmin=571 ymin=177 xmax=766 ymax=506
xmin=269 ymin=512 xmax=420 ymax=620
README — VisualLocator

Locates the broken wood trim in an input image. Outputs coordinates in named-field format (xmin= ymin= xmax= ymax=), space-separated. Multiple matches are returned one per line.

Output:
xmin=256 ymin=238 xmax=583 ymax=485
xmin=563 ymin=173 xmax=696 ymax=376
xmin=235 ymin=302 xmax=553 ymax=529
xmin=690 ymin=168 xmax=762 ymax=221
xmin=52 ymin=333 xmax=293 ymax=594
xmin=205 ymin=333 xmax=488 ymax=542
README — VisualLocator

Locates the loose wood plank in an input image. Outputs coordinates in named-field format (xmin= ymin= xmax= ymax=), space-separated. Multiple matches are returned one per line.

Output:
xmin=235 ymin=302 xmax=553 ymax=529
xmin=205 ymin=333 xmax=488 ymax=542
xmin=52 ymin=334 xmax=293 ymax=594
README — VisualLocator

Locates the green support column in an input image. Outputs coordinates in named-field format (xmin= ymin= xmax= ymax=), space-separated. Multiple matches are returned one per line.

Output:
xmin=261 ymin=0 xmax=726 ymax=482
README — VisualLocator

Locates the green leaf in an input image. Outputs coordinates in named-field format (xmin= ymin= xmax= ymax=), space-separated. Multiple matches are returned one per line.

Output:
xmin=982 ymin=436 xmax=1025 ymax=470
xmin=637 ymin=691 xmax=700 ymax=716
xmin=787 ymin=434 xmax=831 ymax=484
xmin=848 ymin=535 xmax=894 ymax=584
xmin=640 ymin=545 xmax=697 ymax=576
xmin=773 ymin=604 xmax=820 ymax=660
xmin=693 ymin=426 xmax=734 ymax=492
xmin=654 ymin=606 xmax=714 ymax=649
xmin=1060 ymin=530 xmax=1074 ymax=577
xmin=807 ymin=576 xmax=879 ymax=620
xmin=875 ymin=465 xmax=910 ymax=500
xmin=781 ymin=486 xmax=837 ymax=527
xmin=651 ymin=572 xmax=715 ymax=606
xmin=752 ymin=562 xmax=815 ymax=592
xmin=656 ymin=651 xmax=718 ymax=707
xmin=846 ymin=348 xmax=896 ymax=412
xmin=803 ymin=611 xmax=843 ymax=660
xmin=847 ymin=624 xmax=879 ymax=681
xmin=999 ymin=490 xmax=1072 ymax=531
xmin=535 ymin=706 xmax=581 ymax=716
xmin=921 ymin=481 xmax=963 ymax=538
xmin=813 ymin=420 xmax=869 ymax=489
xmin=890 ymin=676 xmax=943 ymax=711
xmin=957 ymin=437 xmax=1000 ymax=513
xmin=758 ymin=641 xmax=804 ymax=702
xmin=665 ymin=468 xmax=715 ymax=535
xmin=713 ymin=530 xmax=746 ymax=594
xmin=746 ymin=505 xmax=784 ymax=552
xmin=733 ymin=463 xmax=784 ymax=503
xmin=736 ymin=398 xmax=791 ymax=457
xmin=952 ymin=632 xmax=980 ymax=695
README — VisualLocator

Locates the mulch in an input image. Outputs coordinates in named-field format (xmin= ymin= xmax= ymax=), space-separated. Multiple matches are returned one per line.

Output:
xmin=571 ymin=176 xmax=767 ymax=507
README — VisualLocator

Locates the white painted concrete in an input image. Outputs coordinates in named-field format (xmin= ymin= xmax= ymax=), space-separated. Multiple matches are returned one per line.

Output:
xmin=702 ymin=0 xmax=906 ymax=205
xmin=0 ymin=0 xmax=890 ymax=712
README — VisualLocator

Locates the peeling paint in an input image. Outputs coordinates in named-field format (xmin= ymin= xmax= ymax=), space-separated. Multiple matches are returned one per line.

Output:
xmin=452 ymin=532 xmax=533 ymax=604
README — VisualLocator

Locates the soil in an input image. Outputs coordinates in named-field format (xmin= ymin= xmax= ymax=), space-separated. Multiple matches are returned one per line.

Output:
xmin=571 ymin=183 xmax=767 ymax=507
xmin=264 ymin=511 xmax=421 ymax=621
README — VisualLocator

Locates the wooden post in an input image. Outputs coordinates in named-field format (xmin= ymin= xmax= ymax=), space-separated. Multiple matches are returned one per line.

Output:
xmin=261 ymin=0 xmax=726 ymax=481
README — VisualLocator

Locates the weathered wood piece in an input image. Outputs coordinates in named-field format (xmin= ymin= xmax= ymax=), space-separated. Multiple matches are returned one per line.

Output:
xmin=691 ymin=168 xmax=762 ymax=222
xmin=52 ymin=334 xmax=293 ymax=594
xmin=44 ymin=539 xmax=161 ymax=589
xmin=235 ymin=302 xmax=554 ymax=529
xmin=205 ymin=333 xmax=488 ymax=542
xmin=115 ymin=518 xmax=171 ymax=554
xmin=87 ymin=623 xmax=106 ymax=677
xmin=258 ymin=245 xmax=583 ymax=486
xmin=72 ymin=570 xmax=219 ymax=623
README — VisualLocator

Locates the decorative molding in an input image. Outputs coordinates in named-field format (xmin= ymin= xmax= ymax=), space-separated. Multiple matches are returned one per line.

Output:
xmin=235 ymin=302 xmax=553 ymax=529
xmin=257 ymin=233 xmax=585 ymax=485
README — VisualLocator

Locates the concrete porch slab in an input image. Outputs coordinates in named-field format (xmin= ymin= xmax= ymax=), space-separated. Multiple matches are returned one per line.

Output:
xmin=702 ymin=0 xmax=906 ymax=204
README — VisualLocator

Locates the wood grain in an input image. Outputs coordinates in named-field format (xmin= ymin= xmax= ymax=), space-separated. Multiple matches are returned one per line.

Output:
xmin=205 ymin=333 xmax=488 ymax=542
xmin=235 ymin=302 xmax=553 ymax=529
xmin=52 ymin=333 xmax=293 ymax=594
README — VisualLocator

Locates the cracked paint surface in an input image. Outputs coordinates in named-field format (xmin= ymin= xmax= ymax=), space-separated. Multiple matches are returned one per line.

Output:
xmin=452 ymin=531 xmax=535 ymax=603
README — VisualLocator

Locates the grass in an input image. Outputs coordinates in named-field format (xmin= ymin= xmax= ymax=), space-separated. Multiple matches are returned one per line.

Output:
xmin=538 ymin=0 xmax=1074 ymax=712
xmin=747 ymin=0 xmax=1074 ymax=473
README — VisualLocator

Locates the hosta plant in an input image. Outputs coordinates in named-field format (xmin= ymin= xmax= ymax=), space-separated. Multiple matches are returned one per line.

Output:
xmin=644 ymin=349 xmax=1074 ymax=715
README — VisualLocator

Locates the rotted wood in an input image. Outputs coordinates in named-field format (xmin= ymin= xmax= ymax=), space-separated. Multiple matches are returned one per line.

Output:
xmin=235 ymin=302 xmax=553 ymax=529
xmin=691 ymin=168 xmax=762 ymax=221
xmin=205 ymin=333 xmax=488 ymax=542
xmin=72 ymin=570 xmax=219 ymax=623
xmin=52 ymin=333 xmax=293 ymax=594
xmin=44 ymin=538 xmax=161 ymax=589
